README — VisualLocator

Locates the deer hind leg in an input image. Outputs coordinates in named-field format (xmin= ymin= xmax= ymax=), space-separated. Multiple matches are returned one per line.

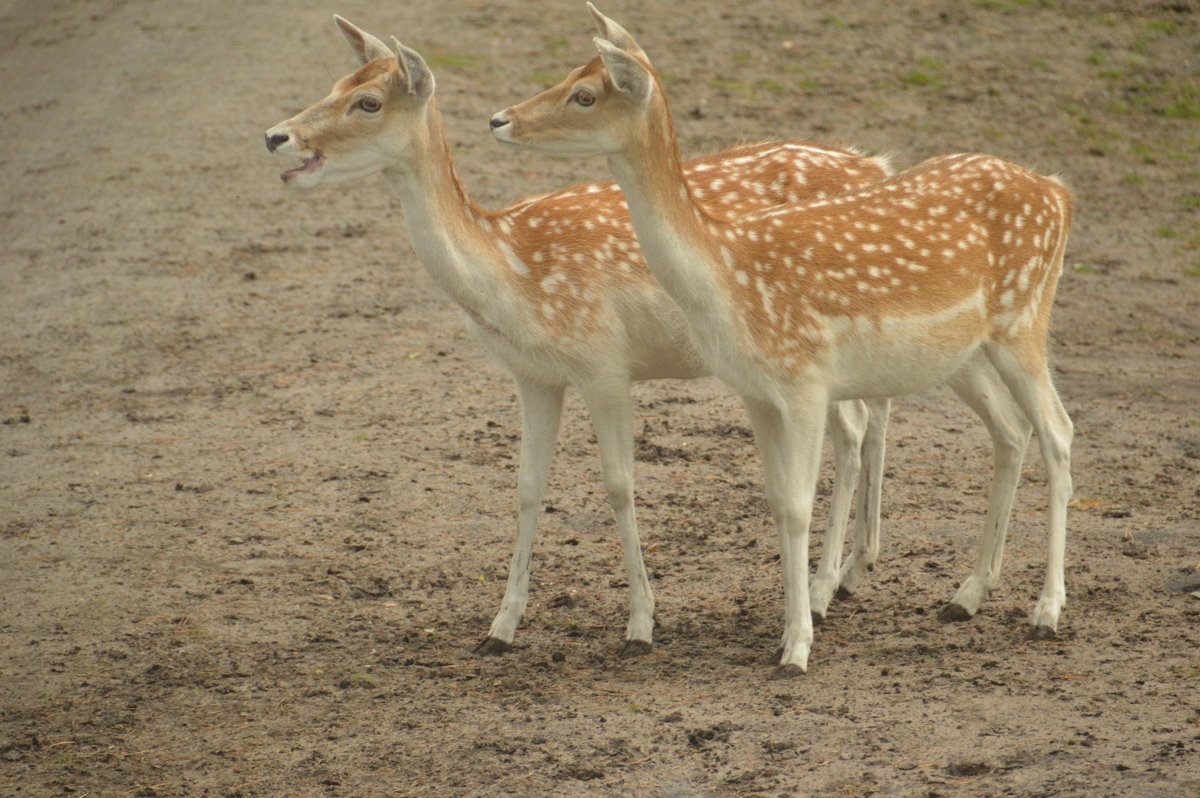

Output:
xmin=983 ymin=341 xmax=1073 ymax=638
xmin=837 ymin=397 xmax=891 ymax=599
xmin=578 ymin=378 xmax=655 ymax=656
xmin=940 ymin=355 xmax=1032 ymax=623
xmin=477 ymin=380 xmax=566 ymax=655
xmin=745 ymin=391 xmax=828 ymax=677
xmin=810 ymin=399 xmax=869 ymax=624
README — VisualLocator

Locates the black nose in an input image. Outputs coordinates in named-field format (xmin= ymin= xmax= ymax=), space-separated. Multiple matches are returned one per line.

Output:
xmin=265 ymin=132 xmax=290 ymax=153
xmin=489 ymin=115 xmax=509 ymax=130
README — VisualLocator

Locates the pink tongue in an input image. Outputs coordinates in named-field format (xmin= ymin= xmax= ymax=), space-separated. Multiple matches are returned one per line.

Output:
xmin=282 ymin=154 xmax=321 ymax=180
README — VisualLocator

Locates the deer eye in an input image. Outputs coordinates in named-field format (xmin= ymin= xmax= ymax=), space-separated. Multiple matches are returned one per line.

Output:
xmin=357 ymin=96 xmax=382 ymax=113
xmin=572 ymin=89 xmax=596 ymax=107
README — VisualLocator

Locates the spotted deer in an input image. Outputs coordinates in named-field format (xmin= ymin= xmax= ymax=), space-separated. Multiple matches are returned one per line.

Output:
xmin=491 ymin=5 xmax=1074 ymax=675
xmin=265 ymin=17 xmax=895 ymax=656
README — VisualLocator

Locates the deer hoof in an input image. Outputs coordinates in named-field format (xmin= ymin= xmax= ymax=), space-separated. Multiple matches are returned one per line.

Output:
xmin=1028 ymin=624 xmax=1057 ymax=641
xmin=618 ymin=639 xmax=652 ymax=658
xmin=473 ymin=636 xmax=513 ymax=656
xmin=771 ymin=663 xmax=806 ymax=680
xmin=938 ymin=602 xmax=973 ymax=623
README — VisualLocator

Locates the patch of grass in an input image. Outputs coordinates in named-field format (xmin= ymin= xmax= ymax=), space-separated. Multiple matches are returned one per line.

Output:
xmin=973 ymin=0 xmax=1058 ymax=9
xmin=1086 ymin=50 xmax=1105 ymax=67
xmin=1144 ymin=19 xmax=1180 ymax=36
xmin=1130 ymin=142 xmax=1159 ymax=164
xmin=1071 ymin=262 xmax=1098 ymax=275
xmin=1185 ymin=264 xmax=1200 ymax=279
xmin=1120 ymin=173 xmax=1146 ymax=186
xmin=543 ymin=36 xmax=571 ymax=58
xmin=1155 ymin=226 xmax=1181 ymax=239
xmin=1133 ymin=324 xmax=1194 ymax=344
xmin=732 ymin=52 xmax=753 ymax=63
xmin=1183 ymin=194 xmax=1200 ymax=210
xmin=425 ymin=52 xmax=485 ymax=72
xmin=707 ymin=77 xmax=751 ymax=95
xmin=1059 ymin=100 xmax=1095 ymax=125
xmin=1162 ymin=83 xmax=1200 ymax=120
xmin=528 ymin=68 xmax=563 ymax=86
xmin=1124 ymin=79 xmax=1200 ymax=120
xmin=755 ymin=78 xmax=788 ymax=94
xmin=902 ymin=68 xmax=944 ymax=90
xmin=820 ymin=14 xmax=848 ymax=27
xmin=1028 ymin=58 xmax=1051 ymax=71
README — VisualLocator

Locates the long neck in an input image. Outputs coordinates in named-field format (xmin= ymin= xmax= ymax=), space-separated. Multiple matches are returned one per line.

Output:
xmin=379 ymin=98 xmax=512 ymax=321
xmin=604 ymin=91 xmax=725 ymax=318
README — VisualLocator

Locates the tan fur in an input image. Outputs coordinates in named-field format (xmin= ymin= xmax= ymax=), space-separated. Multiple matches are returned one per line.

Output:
xmin=490 ymin=6 xmax=1075 ymax=671
xmin=267 ymin=24 xmax=897 ymax=654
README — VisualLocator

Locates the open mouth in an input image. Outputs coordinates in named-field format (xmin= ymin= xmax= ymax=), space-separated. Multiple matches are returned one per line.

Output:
xmin=281 ymin=152 xmax=324 ymax=182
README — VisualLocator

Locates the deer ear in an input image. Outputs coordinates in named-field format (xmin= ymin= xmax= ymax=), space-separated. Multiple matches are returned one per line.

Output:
xmin=594 ymin=37 xmax=652 ymax=103
xmin=334 ymin=15 xmax=394 ymax=65
xmin=391 ymin=38 xmax=435 ymax=99
xmin=586 ymin=3 xmax=649 ymax=61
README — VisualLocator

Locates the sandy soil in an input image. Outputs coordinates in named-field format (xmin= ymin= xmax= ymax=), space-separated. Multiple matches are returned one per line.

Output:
xmin=2 ymin=0 xmax=1199 ymax=795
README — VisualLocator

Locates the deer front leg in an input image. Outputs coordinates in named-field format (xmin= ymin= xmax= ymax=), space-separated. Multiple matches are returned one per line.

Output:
xmin=475 ymin=380 xmax=565 ymax=655
xmin=746 ymin=394 xmax=827 ymax=677
xmin=579 ymin=379 xmax=655 ymax=656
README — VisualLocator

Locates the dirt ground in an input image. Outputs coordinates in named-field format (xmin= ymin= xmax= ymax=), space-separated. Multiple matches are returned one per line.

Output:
xmin=2 ymin=0 xmax=1199 ymax=795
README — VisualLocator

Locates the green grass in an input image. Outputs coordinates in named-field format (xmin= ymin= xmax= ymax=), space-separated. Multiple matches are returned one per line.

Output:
xmin=973 ymin=0 xmax=1058 ymax=9
xmin=1161 ymin=83 xmax=1200 ymax=120
xmin=543 ymin=36 xmax=571 ymax=58
xmin=1144 ymin=19 xmax=1180 ymax=36
xmin=708 ymin=77 xmax=748 ymax=94
xmin=528 ymin=68 xmax=563 ymax=86
xmin=1130 ymin=142 xmax=1159 ymax=164
xmin=424 ymin=52 xmax=485 ymax=72
xmin=1121 ymin=80 xmax=1200 ymax=120
xmin=898 ymin=57 xmax=948 ymax=91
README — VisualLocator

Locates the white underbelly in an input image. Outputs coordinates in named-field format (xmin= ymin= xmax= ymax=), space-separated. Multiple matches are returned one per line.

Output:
xmin=824 ymin=291 xmax=987 ymax=401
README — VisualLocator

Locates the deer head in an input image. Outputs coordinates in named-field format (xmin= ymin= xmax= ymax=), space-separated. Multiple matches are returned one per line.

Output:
xmin=490 ymin=4 xmax=664 ymax=157
xmin=264 ymin=16 xmax=436 ymax=187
